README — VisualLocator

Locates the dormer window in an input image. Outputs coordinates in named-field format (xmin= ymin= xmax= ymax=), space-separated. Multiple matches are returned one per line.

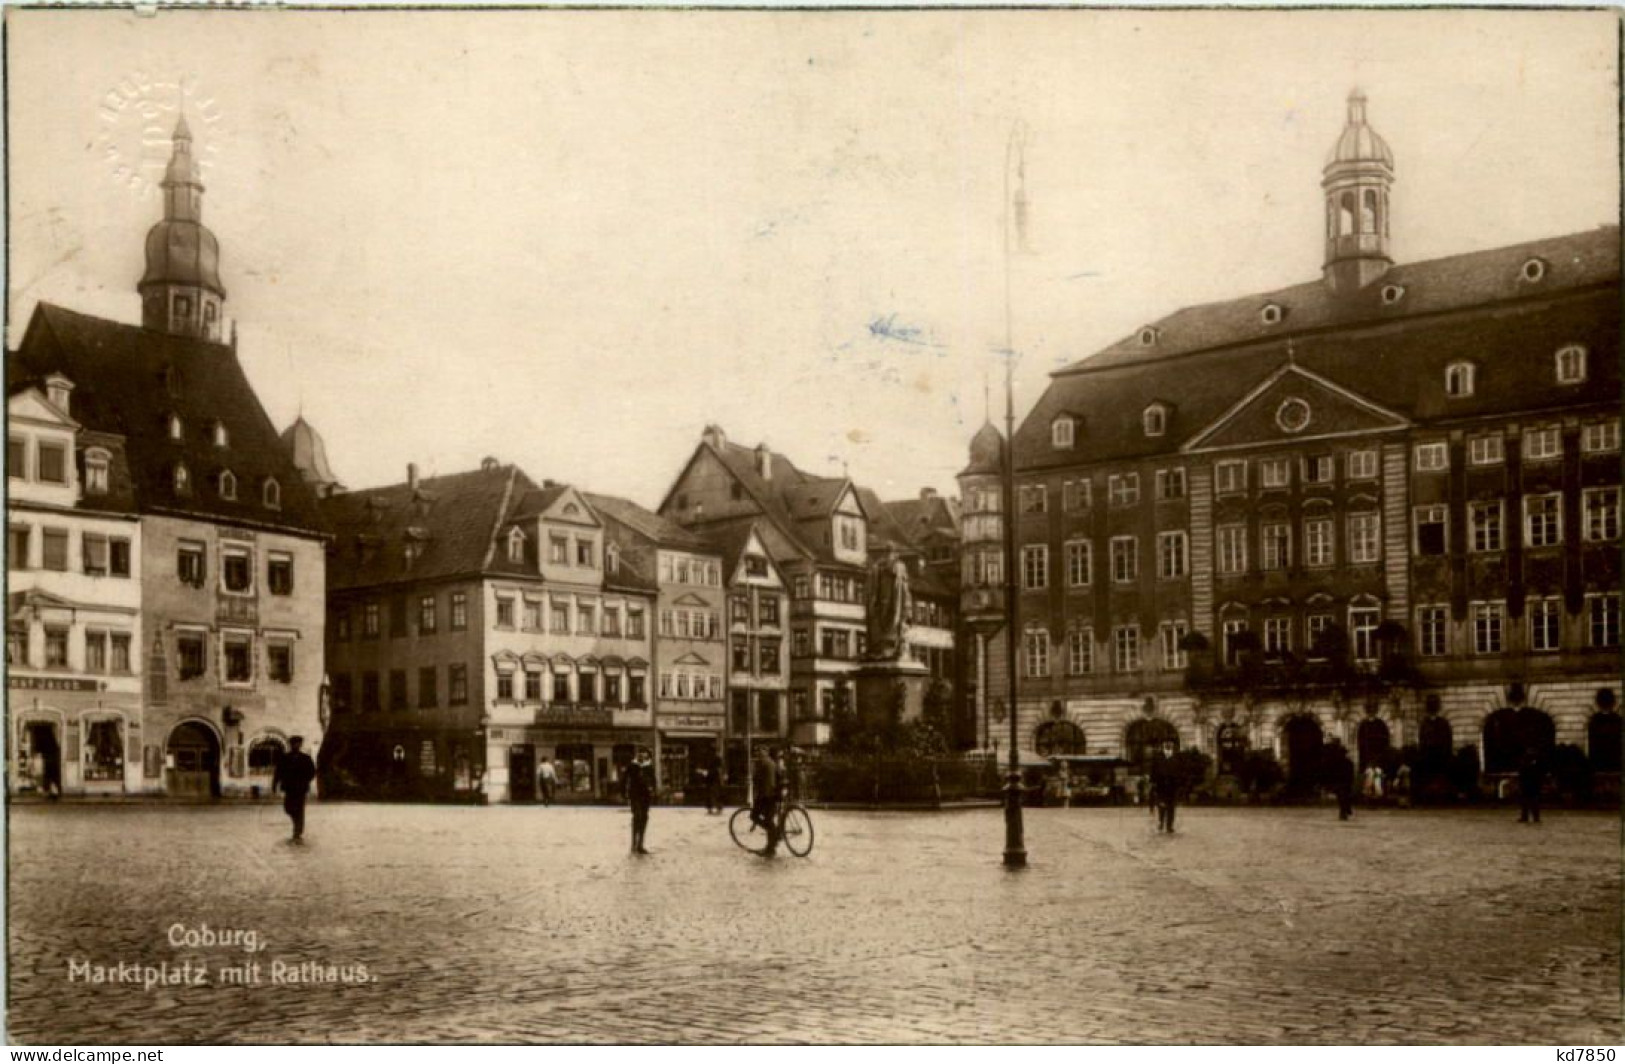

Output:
xmin=213 ymin=421 xmax=228 ymax=448
xmin=606 ymin=544 xmax=620 ymax=575
xmin=1380 ymin=284 xmax=1405 ymax=306
xmin=1051 ymin=417 xmax=1075 ymax=450
xmin=1521 ymin=258 xmax=1547 ymax=284
xmin=1556 ymin=344 xmax=1587 ymax=385
xmin=218 ymin=469 xmax=237 ymax=501
xmin=1260 ymin=303 xmax=1284 ymax=326
xmin=507 ymin=527 xmax=526 ymax=563
xmin=1138 ymin=327 xmax=1160 ymax=347
xmin=1444 ymin=362 xmax=1475 ymax=398
xmin=263 ymin=478 xmax=282 ymax=510
xmin=1143 ymin=404 xmax=1167 ymax=438
xmin=84 ymin=448 xmax=110 ymax=495
xmin=168 ymin=414 xmax=183 ymax=441
xmin=173 ymin=462 xmax=191 ymax=496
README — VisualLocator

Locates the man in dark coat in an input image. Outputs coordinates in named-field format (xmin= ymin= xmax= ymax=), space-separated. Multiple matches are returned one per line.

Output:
xmin=1517 ymin=747 xmax=1544 ymax=824
xmin=705 ymin=757 xmax=725 ymax=815
xmin=271 ymin=736 xmax=318 ymax=842
xmin=1149 ymin=741 xmax=1179 ymax=834
xmin=1326 ymin=740 xmax=1356 ymax=821
xmin=750 ymin=746 xmax=781 ymax=856
xmin=626 ymin=748 xmax=655 ymax=854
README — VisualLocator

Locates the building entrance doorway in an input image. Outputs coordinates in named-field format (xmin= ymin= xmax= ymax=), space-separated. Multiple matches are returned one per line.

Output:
xmin=21 ymin=720 xmax=62 ymax=796
xmin=1281 ymin=715 xmax=1324 ymax=795
xmin=509 ymin=744 xmax=536 ymax=803
xmin=166 ymin=722 xmax=220 ymax=798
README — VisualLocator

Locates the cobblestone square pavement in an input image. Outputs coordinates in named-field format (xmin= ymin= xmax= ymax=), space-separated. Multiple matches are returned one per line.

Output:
xmin=7 ymin=802 xmax=1620 ymax=1044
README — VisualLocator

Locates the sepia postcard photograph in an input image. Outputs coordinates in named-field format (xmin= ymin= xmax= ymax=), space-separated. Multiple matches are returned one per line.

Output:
xmin=2 ymin=4 xmax=1621 ymax=1047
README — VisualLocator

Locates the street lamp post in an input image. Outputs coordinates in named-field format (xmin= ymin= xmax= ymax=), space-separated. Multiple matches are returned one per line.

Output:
xmin=1000 ymin=123 xmax=1028 ymax=870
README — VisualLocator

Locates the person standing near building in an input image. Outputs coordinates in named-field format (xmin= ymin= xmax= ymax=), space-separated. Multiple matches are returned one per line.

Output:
xmin=1149 ymin=741 xmax=1179 ymax=834
xmin=626 ymin=748 xmax=655 ymax=854
xmin=750 ymin=746 xmax=781 ymax=857
xmin=272 ymin=736 xmax=318 ymax=842
xmin=705 ymin=756 xmax=725 ymax=815
xmin=1517 ymin=747 xmax=1544 ymax=825
xmin=1326 ymin=740 xmax=1356 ymax=821
xmin=537 ymin=757 xmax=557 ymax=807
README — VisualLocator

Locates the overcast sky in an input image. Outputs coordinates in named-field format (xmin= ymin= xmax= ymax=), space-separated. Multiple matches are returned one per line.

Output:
xmin=7 ymin=9 xmax=1617 ymax=507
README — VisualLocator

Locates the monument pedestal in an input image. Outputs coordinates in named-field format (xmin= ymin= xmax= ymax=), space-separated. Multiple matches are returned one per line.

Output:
xmin=854 ymin=656 xmax=932 ymax=729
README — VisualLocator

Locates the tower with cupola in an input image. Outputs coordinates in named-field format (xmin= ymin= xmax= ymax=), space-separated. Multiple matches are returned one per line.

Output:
xmin=1322 ymin=89 xmax=1395 ymax=293
xmin=139 ymin=114 xmax=227 ymax=339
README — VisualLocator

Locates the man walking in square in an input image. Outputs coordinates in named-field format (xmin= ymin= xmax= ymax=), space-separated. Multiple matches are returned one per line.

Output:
xmin=750 ymin=746 xmax=781 ymax=857
xmin=1150 ymin=740 xmax=1179 ymax=834
xmin=537 ymin=757 xmax=557 ymax=807
xmin=271 ymin=736 xmax=317 ymax=842
xmin=626 ymin=748 xmax=655 ymax=854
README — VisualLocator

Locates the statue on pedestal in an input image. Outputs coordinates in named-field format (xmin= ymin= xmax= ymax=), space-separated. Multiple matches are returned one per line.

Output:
xmin=865 ymin=549 xmax=913 ymax=662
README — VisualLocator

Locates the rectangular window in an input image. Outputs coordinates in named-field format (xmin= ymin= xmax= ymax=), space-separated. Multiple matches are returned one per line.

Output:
xmin=1524 ymin=493 xmax=1562 ymax=548
xmin=1472 ymin=602 xmax=1505 ymax=655
xmin=177 ymin=542 xmax=206 ymax=587
xmin=1263 ymin=617 xmax=1291 ymax=656
xmin=1414 ymin=442 xmax=1448 ymax=472
xmin=1217 ymin=524 xmax=1246 ymax=574
xmin=1024 ymin=630 xmax=1050 ymax=678
xmin=760 ymin=596 xmax=780 ymax=626
xmin=419 ymin=666 xmax=439 ymax=708
xmin=1417 ymin=605 xmax=1448 ymax=657
xmin=496 ymin=673 xmax=514 ymax=702
xmin=7 ymin=437 xmax=25 ymax=478
xmin=8 ymin=526 xmax=28 ymax=570
xmin=550 ymin=536 xmax=569 ymax=564
xmin=1260 ymin=458 xmax=1291 ymax=489
xmin=83 ymin=534 xmax=109 ymax=576
xmin=1159 ymin=622 xmax=1188 ymax=670
xmin=1303 ymin=455 xmax=1335 ymax=485
xmin=1155 ymin=468 xmax=1186 ymax=501
xmin=450 ymin=592 xmax=468 ymax=631
xmin=85 ymin=630 xmax=108 ymax=673
xmin=1590 ymin=594 xmax=1621 ymax=649
xmin=759 ymin=638 xmax=781 ymax=675
xmin=1524 ymin=426 xmax=1561 ymax=462
xmin=1415 ymin=506 xmax=1447 ymax=556
xmin=42 ymin=626 xmax=69 ymax=668
xmin=222 ymin=548 xmax=253 ymax=594
xmin=223 ymin=633 xmax=253 ymax=684
xmin=363 ymin=602 xmax=381 ymax=639
xmin=1350 ymin=607 xmax=1380 ymax=662
xmin=1066 ymin=540 xmax=1091 ymax=587
xmin=732 ymin=635 xmax=752 ymax=672
xmin=1306 ymin=614 xmax=1332 ymax=657
xmin=604 ymin=673 xmax=621 ymax=704
xmin=1529 ymin=598 xmax=1562 ymax=653
xmin=362 ymin=672 xmax=381 ymax=713
xmin=576 ymin=539 xmax=595 ymax=568
xmin=106 ymin=536 xmax=129 ymax=577
xmin=1110 ymin=536 xmax=1138 ymax=583
xmin=525 ymin=670 xmax=544 ymax=701
xmin=1582 ymin=421 xmax=1620 ymax=454
xmin=1158 ymin=531 xmax=1187 ymax=579
xmin=1470 ymin=500 xmax=1504 ymax=553
xmin=601 ymin=606 xmax=620 ymax=636
xmin=389 ymin=596 xmax=408 ymax=637
xmin=7 ymin=623 xmax=26 ymax=666
xmin=1304 ymin=518 xmax=1334 ymax=568
xmin=1259 ymin=522 xmax=1291 ymax=571
xmin=267 ymin=553 xmax=294 ymax=596
xmin=553 ymin=602 xmax=571 ymax=633
xmin=1064 ymin=479 xmax=1092 ymax=511
xmin=329 ymin=674 xmax=352 ymax=715
xmin=384 ymin=669 xmax=408 ymax=709
xmin=1113 ymin=626 xmax=1141 ymax=673
xmin=177 ymin=633 xmax=206 ymax=680
xmin=1068 ymin=628 xmax=1093 ymax=675
xmin=1022 ymin=545 xmax=1049 ymax=590
xmin=1020 ymin=485 xmax=1048 ymax=514
xmin=449 ymin=664 xmax=468 ymax=705
xmin=41 ymin=529 xmax=68 ymax=572
xmin=1347 ymin=450 xmax=1378 ymax=480
xmin=1215 ymin=460 xmax=1247 ymax=496
xmin=418 ymin=595 xmax=439 ymax=634
xmin=1348 ymin=513 xmax=1381 ymax=564
xmin=577 ymin=604 xmax=596 ymax=635
xmin=1584 ymin=488 xmax=1620 ymax=542
xmin=1108 ymin=473 xmax=1140 ymax=507
xmin=1222 ymin=619 xmax=1248 ymax=667
xmin=36 ymin=442 xmax=67 ymax=484
xmin=1468 ymin=434 xmax=1504 ymax=466
xmin=628 ymin=608 xmax=646 ymax=639
xmin=267 ymin=643 xmax=293 ymax=684
xmin=628 ymin=674 xmax=646 ymax=705
xmin=110 ymin=632 xmax=131 ymax=673
xmin=495 ymin=597 xmax=516 ymax=629
xmin=559 ymin=671 xmax=577 ymax=702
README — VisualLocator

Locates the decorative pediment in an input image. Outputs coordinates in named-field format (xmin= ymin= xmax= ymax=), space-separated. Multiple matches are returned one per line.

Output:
xmin=625 ymin=656 xmax=650 ymax=670
xmin=672 ymin=651 xmax=711 ymax=667
xmin=1183 ymin=365 xmax=1409 ymax=453
xmin=671 ymin=592 xmax=710 ymax=607
xmin=7 ymin=387 xmax=77 ymax=430
xmin=491 ymin=649 xmax=522 ymax=671
xmin=542 ymin=486 xmax=602 ymax=528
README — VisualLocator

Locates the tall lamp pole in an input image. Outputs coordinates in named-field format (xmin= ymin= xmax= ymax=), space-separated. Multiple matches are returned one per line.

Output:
xmin=1000 ymin=123 xmax=1028 ymax=869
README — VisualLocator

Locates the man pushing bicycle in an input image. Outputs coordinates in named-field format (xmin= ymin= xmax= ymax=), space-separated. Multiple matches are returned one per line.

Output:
xmin=750 ymin=746 xmax=781 ymax=857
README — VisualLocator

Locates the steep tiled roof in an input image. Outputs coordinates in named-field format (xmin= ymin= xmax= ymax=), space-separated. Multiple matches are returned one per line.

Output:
xmin=583 ymin=492 xmax=712 ymax=551
xmin=883 ymin=494 xmax=961 ymax=541
xmin=12 ymin=304 xmax=324 ymax=535
xmin=1016 ymin=228 xmax=1620 ymax=472
xmin=700 ymin=439 xmax=862 ymax=566
xmin=321 ymin=464 xmax=535 ymax=591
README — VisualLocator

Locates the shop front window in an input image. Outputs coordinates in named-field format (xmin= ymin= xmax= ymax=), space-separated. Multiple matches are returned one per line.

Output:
xmin=555 ymin=744 xmax=595 ymax=794
xmin=83 ymin=719 xmax=124 ymax=782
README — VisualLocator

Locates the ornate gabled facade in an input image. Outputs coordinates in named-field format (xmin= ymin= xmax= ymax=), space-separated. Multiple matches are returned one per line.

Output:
xmin=981 ymin=91 xmax=1621 ymax=792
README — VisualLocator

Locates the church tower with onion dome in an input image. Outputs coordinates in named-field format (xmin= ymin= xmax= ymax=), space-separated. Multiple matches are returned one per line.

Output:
xmin=1322 ymin=89 xmax=1395 ymax=293
xmin=139 ymin=114 xmax=227 ymax=340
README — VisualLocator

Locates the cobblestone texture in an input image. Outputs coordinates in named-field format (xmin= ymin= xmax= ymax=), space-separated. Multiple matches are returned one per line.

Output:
xmin=8 ymin=802 xmax=1620 ymax=1044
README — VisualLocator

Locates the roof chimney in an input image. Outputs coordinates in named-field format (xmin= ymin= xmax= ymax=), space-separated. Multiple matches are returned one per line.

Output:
xmin=481 ymin=456 xmax=500 ymax=472
xmin=755 ymin=443 xmax=772 ymax=480
xmin=702 ymin=424 xmax=727 ymax=450
xmin=407 ymin=463 xmax=419 ymax=491
xmin=919 ymin=487 xmax=937 ymax=502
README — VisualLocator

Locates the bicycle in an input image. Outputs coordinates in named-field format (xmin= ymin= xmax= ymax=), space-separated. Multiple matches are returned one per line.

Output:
xmin=729 ymin=798 xmax=815 ymax=857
